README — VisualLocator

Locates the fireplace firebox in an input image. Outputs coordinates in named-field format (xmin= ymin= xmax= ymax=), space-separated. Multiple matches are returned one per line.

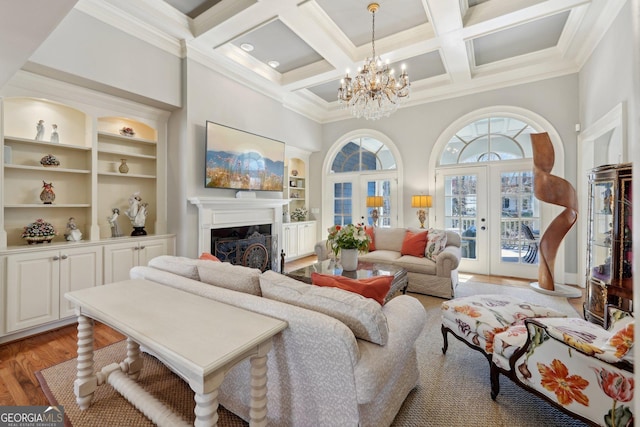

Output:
xmin=211 ymin=224 xmax=276 ymax=272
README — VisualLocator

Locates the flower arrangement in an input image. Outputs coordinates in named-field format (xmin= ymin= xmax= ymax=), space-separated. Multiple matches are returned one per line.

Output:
xmin=119 ymin=127 xmax=135 ymax=137
xmin=22 ymin=218 xmax=57 ymax=244
xmin=291 ymin=207 xmax=307 ymax=222
xmin=326 ymin=223 xmax=370 ymax=257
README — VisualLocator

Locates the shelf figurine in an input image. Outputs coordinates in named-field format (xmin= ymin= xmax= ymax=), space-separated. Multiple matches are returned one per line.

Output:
xmin=50 ymin=124 xmax=59 ymax=143
xmin=64 ymin=217 xmax=82 ymax=241
xmin=40 ymin=181 xmax=55 ymax=204
xmin=35 ymin=120 xmax=45 ymax=141
xmin=107 ymin=208 xmax=123 ymax=237
xmin=125 ymin=192 xmax=148 ymax=235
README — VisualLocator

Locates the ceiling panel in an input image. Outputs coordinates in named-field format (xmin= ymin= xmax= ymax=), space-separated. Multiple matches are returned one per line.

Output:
xmin=472 ymin=10 xmax=570 ymax=66
xmin=231 ymin=19 xmax=324 ymax=73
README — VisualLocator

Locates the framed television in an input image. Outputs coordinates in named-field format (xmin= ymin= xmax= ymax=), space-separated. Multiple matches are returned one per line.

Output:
xmin=204 ymin=121 xmax=285 ymax=191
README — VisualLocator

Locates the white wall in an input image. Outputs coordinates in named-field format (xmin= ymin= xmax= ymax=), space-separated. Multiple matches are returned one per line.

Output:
xmin=312 ymin=74 xmax=580 ymax=273
xmin=26 ymin=9 xmax=182 ymax=109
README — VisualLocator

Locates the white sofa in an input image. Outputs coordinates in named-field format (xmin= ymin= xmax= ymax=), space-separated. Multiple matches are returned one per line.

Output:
xmin=130 ymin=256 xmax=426 ymax=427
xmin=315 ymin=228 xmax=461 ymax=298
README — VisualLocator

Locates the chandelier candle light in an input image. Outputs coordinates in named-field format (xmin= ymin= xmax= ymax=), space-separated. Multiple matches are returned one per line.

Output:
xmin=411 ymin=195 xmax=432 ymax=229
xmin=338 ymin=2 xmax=410 ymax=120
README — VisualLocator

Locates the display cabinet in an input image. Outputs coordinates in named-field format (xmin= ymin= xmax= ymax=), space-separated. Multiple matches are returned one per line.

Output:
xmin=584 ymin=163 xmax=632 ymax=325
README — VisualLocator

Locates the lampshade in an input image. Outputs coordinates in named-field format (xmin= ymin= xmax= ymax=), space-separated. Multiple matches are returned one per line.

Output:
xmin=366 ymin=196 xmax=384 ymax=207
xmin=411 ymin=195 xmax=432 ymax=208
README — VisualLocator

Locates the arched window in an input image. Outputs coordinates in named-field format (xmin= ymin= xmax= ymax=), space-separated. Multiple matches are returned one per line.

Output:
xmin=440 ymin=117 xmax=536 ymax=165
xmin=324 ymin=132 xmax=402 ymax=229
xmin=331 ymin=137 xmax=397 ymax=173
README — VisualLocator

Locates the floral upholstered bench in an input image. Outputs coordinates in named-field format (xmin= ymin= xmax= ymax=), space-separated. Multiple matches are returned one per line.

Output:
xmin=490 ymin=306 xmax=634 ymax=426
xmin=440 ymin=294 xmax=567 ymax=363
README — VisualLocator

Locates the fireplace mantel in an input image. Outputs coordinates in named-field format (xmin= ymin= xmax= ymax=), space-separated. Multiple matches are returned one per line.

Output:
xmin=188 ymin=196 xmax=289 ymax=256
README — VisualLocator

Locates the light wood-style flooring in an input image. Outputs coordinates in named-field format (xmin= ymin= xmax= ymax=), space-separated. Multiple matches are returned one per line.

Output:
xmin=0 ymin=255 xmax=584 ymax=406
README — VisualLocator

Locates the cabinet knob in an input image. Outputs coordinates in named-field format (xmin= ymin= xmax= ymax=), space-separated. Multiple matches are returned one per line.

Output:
xmin=52 ymin=256 xmax=59 ymax=261
xmin=61 ymin=254 xmax=68 ymax=260
xmin=133 ymin=247 xmax=139 ymax=250
xmin=140 ymin=246 xmax=145 ymax=250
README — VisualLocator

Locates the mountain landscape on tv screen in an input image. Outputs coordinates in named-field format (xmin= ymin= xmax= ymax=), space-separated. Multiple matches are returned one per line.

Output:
xmin=205 ymin=150 xmax=284 ymax=191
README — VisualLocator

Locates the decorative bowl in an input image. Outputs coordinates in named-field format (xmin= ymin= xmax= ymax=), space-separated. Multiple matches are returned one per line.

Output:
xmin=40 ymin=154 xmax=60 ymax=167
xmin=22 ymin=219 xmax=56 ymax=244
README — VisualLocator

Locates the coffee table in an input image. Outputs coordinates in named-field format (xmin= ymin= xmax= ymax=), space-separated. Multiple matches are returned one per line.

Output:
xmin=286 ymin=259 xmax=408 ymax=304
xmin=65 ymin=279 xmax=287 ymax=427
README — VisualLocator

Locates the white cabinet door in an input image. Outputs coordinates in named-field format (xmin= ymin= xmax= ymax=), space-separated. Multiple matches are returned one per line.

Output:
xmin=299 ymin=221 xmax=317 ymax=255
xmin=59 ymin=246 xmax=102 ymax=318
xmin=138 ymin=237 xmax=173 ymax=266
xmin=6 ymin=251 xmax=60 ymax=332
xmin=283 ymin=224 xmax=299 ymax=259
xmin=103 ymin=242 xmax=139 ymax=284
xmin=104 ymin=236 xmax=175 ymax=284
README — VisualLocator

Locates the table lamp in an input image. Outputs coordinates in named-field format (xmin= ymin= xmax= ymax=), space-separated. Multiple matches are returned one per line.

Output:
xmin=411 ymin=195 xmax=432 ymax=228
xmin=366 ymin=196 xmax=384 ymax=227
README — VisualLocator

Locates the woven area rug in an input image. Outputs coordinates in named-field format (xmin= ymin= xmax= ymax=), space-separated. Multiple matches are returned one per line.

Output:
xmin=37 ymin=282 xmax=586 ymax=426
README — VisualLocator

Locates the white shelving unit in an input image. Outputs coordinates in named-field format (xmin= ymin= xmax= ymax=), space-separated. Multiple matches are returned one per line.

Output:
xmin=0 ymin=80 xmax=174 ymax=343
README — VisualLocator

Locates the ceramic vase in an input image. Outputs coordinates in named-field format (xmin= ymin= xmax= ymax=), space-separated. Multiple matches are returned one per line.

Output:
xmin=119 ymin=159 xmax=129 ymax=174
xmin=340 ymin=249 xmax=358 ymax=271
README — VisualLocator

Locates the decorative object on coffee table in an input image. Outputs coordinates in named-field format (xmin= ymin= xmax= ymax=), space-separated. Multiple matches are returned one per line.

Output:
xmin=530 ymin=132 xmax=580 ymax=297
xmin=326 ymin=223 xmax=371 ymax=270
xmin=118 ymin=159 xmax=129 ymax=174
xmin=40 ymin=154 xmax=60 ymax=167
xmin=120 ymin=126 xmax=135 ymax=137
xmin=125 ymin=192 xmax=148 ymax=235
xmin=22 ymin=218 xmax=56 ymax=244
xmin=40 ymin=180 xmax=56 ymax=204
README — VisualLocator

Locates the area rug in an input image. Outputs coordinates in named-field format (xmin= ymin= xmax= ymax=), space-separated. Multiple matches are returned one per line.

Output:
xmin=37 ymin=284 xmax=586 ymax=426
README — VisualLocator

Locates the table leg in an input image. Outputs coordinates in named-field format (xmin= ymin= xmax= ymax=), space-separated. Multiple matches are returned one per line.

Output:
xmin=194 ymin=389 xmax=219 ymax=427
xmin=73 ymin=314 xmax=97 ymax=410
xmin=125 ymin=338 xmax=142 ymax=380
xmin=249 ymin=341 xmax=273 ymax=427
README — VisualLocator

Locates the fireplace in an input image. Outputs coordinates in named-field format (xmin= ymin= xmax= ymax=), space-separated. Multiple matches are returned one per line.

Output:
xmin=211 ymin=224 xmax=276 ymax=271
xmin=188 ymin=196 xmax=288 ymax=272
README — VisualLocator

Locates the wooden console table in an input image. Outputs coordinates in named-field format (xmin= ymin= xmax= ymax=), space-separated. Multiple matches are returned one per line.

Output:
xmin=65 ymin=279 xmax=287 ymax=427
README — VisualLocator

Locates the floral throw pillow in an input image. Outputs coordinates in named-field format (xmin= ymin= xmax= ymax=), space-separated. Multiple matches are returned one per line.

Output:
xmin=425 ymin=228 xmax=447 ymax=261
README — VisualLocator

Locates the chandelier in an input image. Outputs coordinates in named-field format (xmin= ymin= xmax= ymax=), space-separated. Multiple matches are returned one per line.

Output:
xmin=337 ymin=2 xmax=410 ymax=120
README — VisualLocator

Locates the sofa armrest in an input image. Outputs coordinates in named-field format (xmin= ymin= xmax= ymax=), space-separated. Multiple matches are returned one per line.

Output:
xmin=435 ymin=245 xmax=461 ymax=278
xmin=315 ymin=239 xmax=329 ymax=261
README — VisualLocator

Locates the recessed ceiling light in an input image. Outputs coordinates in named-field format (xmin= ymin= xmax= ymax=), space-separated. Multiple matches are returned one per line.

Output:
xmin=240 ymin=43 xmax=254 ymax=52
xmin=268 ymin=60 xmax=280 ymax=68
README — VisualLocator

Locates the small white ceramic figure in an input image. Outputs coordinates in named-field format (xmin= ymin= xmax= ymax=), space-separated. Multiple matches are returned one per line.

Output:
xmin=108 ymin=208 xmax=122 ymax=237
xmin=65 ymin=217 xmax=82 ymax=241
xmin=50 ymin=124 xmax=59 ymax=143
xmin=35 ymin=120 xmax=45 ymax=141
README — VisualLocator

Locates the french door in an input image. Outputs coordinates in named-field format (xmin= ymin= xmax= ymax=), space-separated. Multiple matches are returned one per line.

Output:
xmin=328 ymin=173 xmax=398 ymax=227
xmin=436 ymin=162 xmax=541 ymax=279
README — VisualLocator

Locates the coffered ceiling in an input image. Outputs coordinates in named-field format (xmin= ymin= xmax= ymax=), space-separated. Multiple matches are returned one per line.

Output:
xmin=34 ymin=0 xmax=630 ymax=121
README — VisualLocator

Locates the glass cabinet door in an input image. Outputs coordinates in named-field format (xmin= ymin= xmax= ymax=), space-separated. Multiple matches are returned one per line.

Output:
xmin=588 ymin=180 xmax=614 ymax=285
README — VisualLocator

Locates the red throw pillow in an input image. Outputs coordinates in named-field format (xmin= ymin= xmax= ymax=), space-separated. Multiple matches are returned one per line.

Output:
xmin=401 ymin=230 xmax=428 ymax=257
xmin=365 ymin=226 xmax=376 ymax=251
xmin=311 ymin=272 xmax=392 ymax=305
xmin=199 ymin=252 xmax=221 ymax=262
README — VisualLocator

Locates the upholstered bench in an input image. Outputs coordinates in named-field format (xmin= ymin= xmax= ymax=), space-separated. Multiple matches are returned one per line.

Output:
xmin=441 ymin=294 xmax=567 ymax=363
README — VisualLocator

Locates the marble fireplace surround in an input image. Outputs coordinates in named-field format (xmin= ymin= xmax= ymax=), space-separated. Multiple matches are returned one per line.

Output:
xmin=188 ymin=196 xmax=288 ymax=261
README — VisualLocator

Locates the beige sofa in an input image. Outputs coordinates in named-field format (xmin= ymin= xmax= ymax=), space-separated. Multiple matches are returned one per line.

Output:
xmin=130 ymin=256 xmax=426 ymax=427
xmin=315 ymin=228 xmax=461 ymax=298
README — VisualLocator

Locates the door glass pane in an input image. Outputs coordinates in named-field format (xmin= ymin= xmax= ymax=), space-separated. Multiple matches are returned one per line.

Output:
xmin=364 ymin=179 xmax=391 ymax=227
xmin=444 ymin=175 xmax=477 ymax=259
xmin=500 ymin=171 xmax=540 ymax=263
xmin=333 ymin=182 xmax=352 ymax=226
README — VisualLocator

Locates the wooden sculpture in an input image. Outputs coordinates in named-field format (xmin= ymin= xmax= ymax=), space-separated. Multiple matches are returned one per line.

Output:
xmin=531 ymin=132 xmax=578 ymax=292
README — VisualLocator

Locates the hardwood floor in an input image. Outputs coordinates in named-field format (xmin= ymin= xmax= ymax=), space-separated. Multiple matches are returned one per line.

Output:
xmin=0 ymin=255 xmax=584 ymax=406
